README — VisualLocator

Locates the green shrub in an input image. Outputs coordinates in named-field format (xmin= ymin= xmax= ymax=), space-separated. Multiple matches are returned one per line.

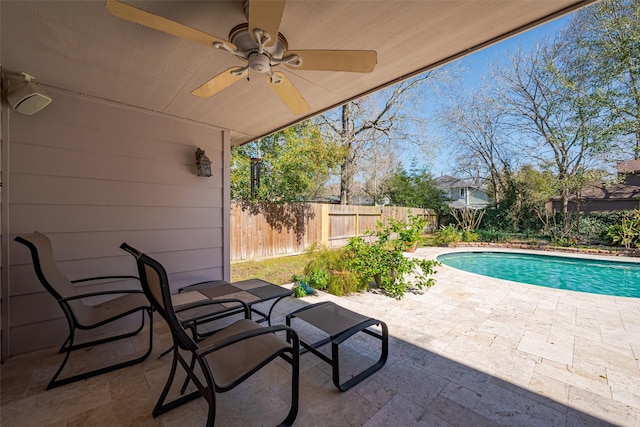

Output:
xmin=579 ymin=212 xmax=627 ymax=245
xmin=551 ymin=236 xmax=576 ymax=247
xmin=434 ymin=224 xmax=462 ymax=245
xmin=462 ymin=230 xmax=479 ymax=242
xmin=327 ymin=271 xmax=363 ymax=296
xmin=480 ymin=204 xmax=539 ymax=233
xmin=606 ymin=210 xmax=640 ymax=249
xmin=476 ymin=229 xmax=508 ymax=242
xmin=291 ymin=274 xmax=316 ymax=297
xmin=392 ymin=213 xmax=428 ymax=250
xmin=300 ymin=220 xmax=440 ymax=299
xmin=345 ymin=221 xmax=440 ymax=299
xmin=303 ymin=266 xmax=329 ymax=290
xmin=293 ymin=285 xmax=308 ymax=298
xmin=300 ymin=244 xmax=348 ymax=290
xmin=297 ymin=244 xmax=363 ymax=297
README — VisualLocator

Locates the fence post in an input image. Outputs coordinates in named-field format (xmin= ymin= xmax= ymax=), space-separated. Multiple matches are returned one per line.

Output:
xmin=321 ymin=203 xmax=330 ymax=247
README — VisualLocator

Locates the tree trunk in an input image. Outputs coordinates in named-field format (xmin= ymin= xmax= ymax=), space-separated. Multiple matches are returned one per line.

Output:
xmin=340 ymin=103 xmax=355 ymax=205
xmin=340 ymin=157 xmax=352 ymax=205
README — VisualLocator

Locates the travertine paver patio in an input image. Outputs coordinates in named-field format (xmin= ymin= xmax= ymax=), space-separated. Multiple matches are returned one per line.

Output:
xmin=2 ymin=247 xmax=640 ymax=426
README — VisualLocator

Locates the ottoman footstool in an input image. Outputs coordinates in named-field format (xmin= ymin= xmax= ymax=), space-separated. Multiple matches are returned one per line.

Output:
xmin=286 ymin=301 xmax=388 ymax=391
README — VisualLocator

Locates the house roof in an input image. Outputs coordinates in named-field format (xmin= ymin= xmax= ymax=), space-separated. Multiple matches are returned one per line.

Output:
xmin=617 ymin=159 xmax=640 ymax=174
xmin=550 ymin=183 xmax=640 ymax=202
xmin=435 ymin=175 xmax=486 ymax=191
xmin=0 ymin=1 xmax=597 ymax=146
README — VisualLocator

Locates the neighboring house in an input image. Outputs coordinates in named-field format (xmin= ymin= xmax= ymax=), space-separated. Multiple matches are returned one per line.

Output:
xmin=547 ymin=160 xmax=640 ymax=213
xmin=435 ymin=175 xmax=490 ymax=209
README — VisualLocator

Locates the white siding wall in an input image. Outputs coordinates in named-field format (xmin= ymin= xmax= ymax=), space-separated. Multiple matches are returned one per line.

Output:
xmin=469 ymin=188 xmax=490 ymax=207
xmin=2 ymin=87 xmax=229 ymax=357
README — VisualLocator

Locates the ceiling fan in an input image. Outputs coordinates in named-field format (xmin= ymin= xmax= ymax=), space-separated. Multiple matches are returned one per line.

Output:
xmin=106 ymin=0 xmax=377 ymax=115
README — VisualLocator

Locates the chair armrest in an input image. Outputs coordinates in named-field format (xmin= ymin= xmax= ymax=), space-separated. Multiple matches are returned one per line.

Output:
xmin=71 ymin=275 xmax=139 ymax=284
xmin=196 ymin=324 xmax=299 ymax=358
xmin=176 ymin=298 xmax=250 ymax=323
xmin=120 ymin=243 xmax=142 ymax=258
xmin=59 ymin=289 xmax=145 ymax=303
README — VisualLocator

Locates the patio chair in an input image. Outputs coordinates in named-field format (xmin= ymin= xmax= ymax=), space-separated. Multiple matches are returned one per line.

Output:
xmin=120 ymin=243 xmax=300 ymax=427
xmin=14 ymin=232 xmax=153 ymax=390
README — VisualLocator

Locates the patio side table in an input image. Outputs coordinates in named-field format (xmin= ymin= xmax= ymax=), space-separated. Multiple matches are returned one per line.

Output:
xmin=286 ymin=301 xmax=388 ymax=391
xmin=173 ymin=278 xmax=293 ymax=330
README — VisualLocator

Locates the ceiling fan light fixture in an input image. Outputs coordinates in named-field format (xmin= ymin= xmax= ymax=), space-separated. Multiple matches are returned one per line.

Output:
xmin=248 ymin=53 xmax=271 ymax=73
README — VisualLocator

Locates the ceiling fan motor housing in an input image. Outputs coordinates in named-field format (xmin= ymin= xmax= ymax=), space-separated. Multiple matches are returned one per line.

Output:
xmin=229 ymin=23 xmax=288 ymax=74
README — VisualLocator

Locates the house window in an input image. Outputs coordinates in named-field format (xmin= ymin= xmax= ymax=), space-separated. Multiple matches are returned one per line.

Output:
xmin=460 ymin=188 xmax=465 ymax=198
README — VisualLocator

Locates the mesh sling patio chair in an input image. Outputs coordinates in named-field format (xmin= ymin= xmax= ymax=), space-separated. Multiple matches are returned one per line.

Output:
xmin=14 ymin=232 xmax=153 ymax=390
xmin=120 ymin=243 xmax=300 ymax=427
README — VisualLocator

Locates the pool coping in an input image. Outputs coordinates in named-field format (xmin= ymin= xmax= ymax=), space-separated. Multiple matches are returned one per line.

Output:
xmin=434 ymin=244 xmax=640 ymax=264
xmin=452 ymin=241 xmax=640 ymax=258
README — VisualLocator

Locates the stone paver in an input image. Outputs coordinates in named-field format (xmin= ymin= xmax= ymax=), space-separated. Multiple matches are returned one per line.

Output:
xmin=2 ymin=246 xmax=640 ymax=426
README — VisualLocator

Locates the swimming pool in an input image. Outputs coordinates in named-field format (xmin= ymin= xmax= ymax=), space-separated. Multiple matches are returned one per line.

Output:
xmin=437 ymin=251 xmax=640 ymax=298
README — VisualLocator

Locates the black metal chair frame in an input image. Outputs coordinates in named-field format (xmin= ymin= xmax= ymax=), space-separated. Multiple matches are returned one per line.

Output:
xmin=157 ymin=295 xmax=248 ymax=359
xmin=120 ymin=243 xmax=300 ymax=427
xmin=286 ymin=301 xmax=388 ymax=391
xmin=14 ymin=233 xmax=153 ymax=390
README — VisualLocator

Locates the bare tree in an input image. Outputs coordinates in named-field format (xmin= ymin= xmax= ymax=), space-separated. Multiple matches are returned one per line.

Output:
xmin=316 ymin=69 xmax=451 ymax=204
xmin=362 ymin=146 xmax=400 ymax=204
xmin=441 ymin=88 xmax=514 ymax=203
xmin=492 ymin=38 xmax=605 ymax=211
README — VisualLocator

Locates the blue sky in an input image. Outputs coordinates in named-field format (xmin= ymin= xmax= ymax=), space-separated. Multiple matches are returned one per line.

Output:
xmin=458 ymin=15 xmax=571 ymax=90
xmin=425 ymin=14 xmax=573 ymax=176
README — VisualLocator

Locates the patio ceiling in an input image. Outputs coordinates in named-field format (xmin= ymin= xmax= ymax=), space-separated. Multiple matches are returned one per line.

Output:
xmin=1 ymin=0 xmax=597 ymax=146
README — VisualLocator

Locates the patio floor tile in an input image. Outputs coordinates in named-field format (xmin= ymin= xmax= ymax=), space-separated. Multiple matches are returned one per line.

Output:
xmin=3 ymin=246 xmax=640 ymax=426
xmin=517 ymin=330 xmax=574 ymax=365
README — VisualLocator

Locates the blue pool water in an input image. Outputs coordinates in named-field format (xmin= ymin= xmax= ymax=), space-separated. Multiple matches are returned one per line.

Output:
xmin=437 ymin=251 xmax=640 ymax=298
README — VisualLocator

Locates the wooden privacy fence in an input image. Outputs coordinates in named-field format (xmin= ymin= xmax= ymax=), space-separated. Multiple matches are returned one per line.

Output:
xmin=230 ymin=202 xmax=437 ymax=261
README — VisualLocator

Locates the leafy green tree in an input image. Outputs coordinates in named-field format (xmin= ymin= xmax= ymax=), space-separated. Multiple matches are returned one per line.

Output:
xmin=568 ymin=0 xmax=640 ymax=159
xmin=485 ymin=163 xmax=605 ymax=239
xmin=381 ymin=167 xmax=448 ymax=213
xmin=230 ymin=121 xmax=344 ymax=203
xmin=511 ymin=165 xmax=559 ymax=227
xmin=483 ymin=165 xmax=558 ymax=232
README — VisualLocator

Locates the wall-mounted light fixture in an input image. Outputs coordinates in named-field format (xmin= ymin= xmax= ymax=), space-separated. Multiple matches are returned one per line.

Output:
xmin=195 ymin=148 xmax=212 ymax=177
xmin=5 ymin=72 xmax=52 ymax=115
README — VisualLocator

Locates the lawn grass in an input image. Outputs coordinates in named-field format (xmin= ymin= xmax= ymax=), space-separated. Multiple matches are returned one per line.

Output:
xmin=231 ymin=254 xmax=309 ymax=285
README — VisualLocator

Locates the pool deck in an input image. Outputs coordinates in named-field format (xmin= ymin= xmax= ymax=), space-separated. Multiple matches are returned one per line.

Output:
xmin=2 ymin=246 xmax=640 ymax=426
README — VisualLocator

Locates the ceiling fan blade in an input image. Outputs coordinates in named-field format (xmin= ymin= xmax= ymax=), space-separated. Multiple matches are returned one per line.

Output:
xmin=192 ymin=68 xmax=248 ymax=98
xmin=249 ymin=0 xmax=286 ymax=47
xmin=265 ymin=72 xmax=310 ymax=115
xmin=286 ymin=50 xmax=377 ymax=73
xmin=106 ymin=0 xmax=235 ymax=50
